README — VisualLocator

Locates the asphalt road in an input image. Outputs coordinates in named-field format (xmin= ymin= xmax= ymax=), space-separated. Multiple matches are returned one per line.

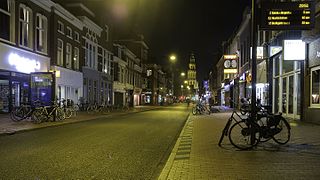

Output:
xmin=0 ymin=104 xmax=190 ymax=179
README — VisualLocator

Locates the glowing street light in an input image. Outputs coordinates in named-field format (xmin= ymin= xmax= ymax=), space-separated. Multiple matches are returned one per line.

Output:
xmin=180 ymin=72 xmax=185 ymax=77
xmin=169 ymin=55 xmax=176 ymax=63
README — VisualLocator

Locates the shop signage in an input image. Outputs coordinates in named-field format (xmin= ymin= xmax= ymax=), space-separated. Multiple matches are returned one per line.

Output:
xmin=223 ymin=54 xmax=237 ymax=74
xmin=269 ymin=46 xmax=282 ymax=57
xmin=8 ymin=53 xmax=41 ymax=73
xmin=250 ymin=47 xmax=264 ymax=59
xmin=260 ymin=1 xmax=315 ymax=30
xmin=283 ymin=40 xmax=306 ymax=61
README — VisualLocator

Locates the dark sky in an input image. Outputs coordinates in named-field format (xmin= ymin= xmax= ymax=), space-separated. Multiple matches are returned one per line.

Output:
xmin=82 ymin=0 xmax=251 ymax=81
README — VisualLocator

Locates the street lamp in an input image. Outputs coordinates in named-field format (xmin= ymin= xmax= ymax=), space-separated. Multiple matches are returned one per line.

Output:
xmin=169 ymin=55 xmax=176 ymax=63
xmin=169 ymin=54 xmax=176 ymax=97
xmin=180 ymin=72 xmax=185 ymax=77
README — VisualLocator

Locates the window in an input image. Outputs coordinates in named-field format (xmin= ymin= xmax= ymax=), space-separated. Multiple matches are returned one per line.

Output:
xmin=36 ymin=14 xmax=47 ymax=53
xmin=74 ymin=47 xmax=79 ymax=70
xmin=74 ymin=31 xmax=79 ymax=42
xmin=311 ymin=67 xmax=320 ymax=107
xmin=66 ymin=43 xmax=72 ymax=69
xmin=66 ymin=26 xmax=72 ymax=38
xmin=147 ymin=70 xmax=152 ymax=76
xmin=58 ymin=21 xmax=64 ymax=34
xmin=57 ymin=39 xmax=63 ymax=66
xmin=19 ymin=4 xmax=32 ymax=48
xmin=0 ymin=0 xmax=14 ymax=41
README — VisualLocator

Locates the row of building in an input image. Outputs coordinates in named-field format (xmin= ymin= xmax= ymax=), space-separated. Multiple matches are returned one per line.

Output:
xmin=208 ymin=1 xmax=320 ymax=124
xmin=0 ymin=0 xmax=174 ymax=113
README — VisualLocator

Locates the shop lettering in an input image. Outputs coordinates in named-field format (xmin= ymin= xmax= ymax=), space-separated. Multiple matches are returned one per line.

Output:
xmin=8 ymin=53 xmax=41 ymax=73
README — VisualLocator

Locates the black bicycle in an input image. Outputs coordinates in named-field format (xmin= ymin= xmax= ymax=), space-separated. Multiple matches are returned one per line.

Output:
xmin=219 ymin=105 xmax=291 ymax=150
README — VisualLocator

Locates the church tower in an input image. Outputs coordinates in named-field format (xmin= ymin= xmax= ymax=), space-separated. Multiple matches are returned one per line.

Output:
xmin=187 ymin=53 xmax=198 ymax=90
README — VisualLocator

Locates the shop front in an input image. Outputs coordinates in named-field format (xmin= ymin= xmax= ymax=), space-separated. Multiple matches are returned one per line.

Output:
xmin=51 ymin=66 xmax=83 ymax=105
xmin=272 ymin=52 xmax=302 ymax=120
xmin=0 ymin=43 xmax=50 ymax=113
xmin=305 ymin=37 xmax=320 ymax=123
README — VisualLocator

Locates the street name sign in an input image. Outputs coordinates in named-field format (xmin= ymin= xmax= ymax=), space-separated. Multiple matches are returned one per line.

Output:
xmin=260 ymin=1 xmax=315 ymax=30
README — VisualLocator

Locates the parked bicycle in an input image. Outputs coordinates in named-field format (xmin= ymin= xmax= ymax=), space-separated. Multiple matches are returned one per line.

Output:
xmin=219 ymin=101 xmax=291 ymax=150
xmin=192 ymin=102 xmax=210 ymax=115
xmin=31 ymin=101 xmax=65 ymax=123
xmin=10 ymin=101 xmax=41 ymax=123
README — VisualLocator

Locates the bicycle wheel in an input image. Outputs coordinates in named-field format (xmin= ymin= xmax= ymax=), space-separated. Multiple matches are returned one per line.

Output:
xmin=272 ymin=117 xmax=291 ymax=145
xmin=256 ymin=117 xmax=272 ymax=143
xmin=192 ymin=107 xmax=197 ymax=115
xmin=64 ymin=108 xmax=72 ymax=118
xmin=55 ymin=108 xmax=65 ymax=121
xmin=229 ymin=120 xmax=260 ymax=150
xmin=218 ymin=118 xmax=232 ymax=146
xmin=10 ymin=107 xmax=24 ymax=122
xmin=31 ymin=109 xmax=46 ymax=124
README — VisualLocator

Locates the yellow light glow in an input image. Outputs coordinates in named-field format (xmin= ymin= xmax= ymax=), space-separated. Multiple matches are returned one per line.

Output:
xmin=224 ymin=69 xmax=237 ymax=74
xmin=170 ymin=55 xmax=176 ymax=61
xmin=50 ymin=70 xmax=60 ymax=78
xmin=181 ymin=72 xmax=185 ymax=76
xmin=184 ymin=80 xmax=188 ymax=84
xmin=223 ymin=55 xmax=237 ymax=60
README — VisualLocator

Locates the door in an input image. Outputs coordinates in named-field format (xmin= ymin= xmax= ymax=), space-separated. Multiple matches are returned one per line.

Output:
xmin=282 ymin=74 xmax=300 ymax=119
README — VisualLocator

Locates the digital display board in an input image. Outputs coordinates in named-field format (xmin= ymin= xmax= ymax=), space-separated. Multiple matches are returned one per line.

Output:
xmin=260 ymin=1 xmax=315 ymax=30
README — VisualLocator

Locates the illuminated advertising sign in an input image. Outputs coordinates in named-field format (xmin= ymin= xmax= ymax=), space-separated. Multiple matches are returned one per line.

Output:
xmin=269 ymin=46 xmax=282 ymax=57
xmin=250 ymin=47 xmax=264 ymax=59
xmin=223 ymin=54 xmax=237 ymax=74
xmin=283 ymin=40 xmax=306 ymax=61
xmin=260 ymin=1 xmax=315 ymax=30
xmin=8 ymin=53 xmax=41 ymax=73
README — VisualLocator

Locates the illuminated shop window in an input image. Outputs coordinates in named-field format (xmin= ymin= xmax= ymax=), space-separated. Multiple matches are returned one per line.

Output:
xmin=311 ymin=67 xmax=320 ymax=107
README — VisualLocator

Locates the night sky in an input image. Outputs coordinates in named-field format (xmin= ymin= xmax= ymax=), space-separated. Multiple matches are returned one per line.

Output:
xmin=73 ymin=0 xmax=251 ymax=81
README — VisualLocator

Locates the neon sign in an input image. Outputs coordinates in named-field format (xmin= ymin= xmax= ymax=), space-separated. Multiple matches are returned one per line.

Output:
xmin=8 ymin=53 xmax=41 ymax=73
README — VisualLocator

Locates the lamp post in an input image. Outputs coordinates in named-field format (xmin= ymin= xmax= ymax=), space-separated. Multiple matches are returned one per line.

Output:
xmin=169 ymin=55 xmax=176 ymax=98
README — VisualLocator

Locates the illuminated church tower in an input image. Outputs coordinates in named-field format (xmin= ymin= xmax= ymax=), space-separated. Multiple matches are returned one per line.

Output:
xmin=187 ymin=53 xmax=198 ymax=90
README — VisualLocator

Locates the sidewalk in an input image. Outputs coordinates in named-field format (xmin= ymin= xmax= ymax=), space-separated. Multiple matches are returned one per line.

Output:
xmin=0 ymin=105 xmax=157 ymax=136
xmin=159 ymin=112 xmax=320 ymax=179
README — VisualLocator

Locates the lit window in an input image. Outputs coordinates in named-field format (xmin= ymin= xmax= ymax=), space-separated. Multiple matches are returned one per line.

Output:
xmin=57 ymin=39 xmax=63 ymax=66
xmin=58 ymin=21 xmax=64 ymax=34
xmin=19 ymin=4 xmax=32 ymax=48
xmin=311 ymin=67 xmax=320 ymax=107
xmin=66 ymin=26 xmax=72 ymax=38
xmin=74 ymin=47 xmax=79 ymax=70
xmin=36 ymin=14 xmax=47 ymax=53
xmin=66 ymin=43 xmax=72 ymax=69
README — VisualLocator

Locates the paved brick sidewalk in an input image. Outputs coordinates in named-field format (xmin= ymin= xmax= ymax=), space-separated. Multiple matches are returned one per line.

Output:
xmin=0 ymin=106 xmax=157 ymax=136
xmin=159 ymin=112 xmax=320 ymax=180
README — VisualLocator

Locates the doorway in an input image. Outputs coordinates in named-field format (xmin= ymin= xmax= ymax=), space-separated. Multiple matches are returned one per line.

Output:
xmin=281 ymin=73 xmax=300 ymax=119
